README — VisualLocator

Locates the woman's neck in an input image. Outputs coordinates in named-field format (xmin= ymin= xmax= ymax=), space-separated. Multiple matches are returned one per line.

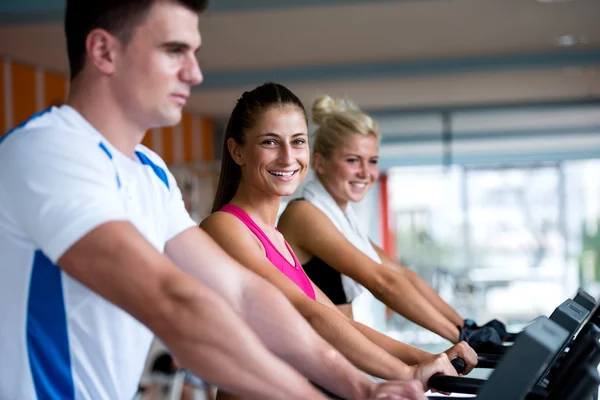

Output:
xmin=229 ymin=184 xmax=282 ymax=227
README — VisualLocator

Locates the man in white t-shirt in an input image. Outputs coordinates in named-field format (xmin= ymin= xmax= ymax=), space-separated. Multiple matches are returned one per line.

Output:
xmin=0 ymin=1 xmax=437 ymax=399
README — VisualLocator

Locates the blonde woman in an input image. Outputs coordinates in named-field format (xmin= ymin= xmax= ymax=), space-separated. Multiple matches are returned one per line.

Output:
xmin=278 ymin=95 xmax=505 ymax=351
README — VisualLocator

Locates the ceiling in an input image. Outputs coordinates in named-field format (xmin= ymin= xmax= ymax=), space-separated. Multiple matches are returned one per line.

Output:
xmin=0 ymin=0 xmax=599 ymax=119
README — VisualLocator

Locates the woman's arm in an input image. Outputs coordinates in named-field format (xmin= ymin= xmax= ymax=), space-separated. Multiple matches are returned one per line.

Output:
xmin=200 ymin=212 xmax=415 ymax=385
xmin=370 ymin=242 xmax=465 ymax=328
xmin=311 ymin=282 xmax=476 ymax=374
xmin=278 ymin=201 xmax=460 ymax=343
xmin=311 ymin=282 xmax=431 ymax=364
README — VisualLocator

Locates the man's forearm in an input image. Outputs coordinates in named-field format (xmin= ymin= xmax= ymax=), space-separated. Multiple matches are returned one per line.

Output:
xmin=164 ymin=229 xmax=373 ymax=398
xmin=237 ymin=278 xmax=375 ymax=400
xmin=152 ymin=273 xmax=325 ymax=400
xmin=56 ymin=223 xmax=321 ymax=400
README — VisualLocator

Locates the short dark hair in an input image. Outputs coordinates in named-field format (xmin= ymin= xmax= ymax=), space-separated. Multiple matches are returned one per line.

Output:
xmin=211 ymin=83 xmax=307 ymax=213
xmin=64 ymin=0 xmax=209 ymax=80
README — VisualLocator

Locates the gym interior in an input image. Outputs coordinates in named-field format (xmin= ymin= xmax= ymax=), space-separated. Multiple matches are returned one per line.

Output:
xmin=1 ymin=0 xmax=599 ymax=399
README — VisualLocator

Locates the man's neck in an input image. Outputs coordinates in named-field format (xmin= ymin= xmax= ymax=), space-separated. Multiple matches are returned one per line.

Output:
xmin=66 ymin=79 xmax=146 ymax=159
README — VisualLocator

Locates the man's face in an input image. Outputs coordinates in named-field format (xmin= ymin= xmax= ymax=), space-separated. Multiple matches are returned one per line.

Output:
xmin=112 ymin=2 xmax=203 ymax=128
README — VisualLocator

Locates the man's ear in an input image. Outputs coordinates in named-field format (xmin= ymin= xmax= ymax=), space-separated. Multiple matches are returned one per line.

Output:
xmin=85 ymin=28 xmax=121 ymax=76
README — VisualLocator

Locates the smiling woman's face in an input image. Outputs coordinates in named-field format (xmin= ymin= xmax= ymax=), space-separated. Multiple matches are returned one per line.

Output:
xmin=232 ymin=105 xmax=310 ymax=197
xmin=314 ymin=133 xmax=379 ymax=209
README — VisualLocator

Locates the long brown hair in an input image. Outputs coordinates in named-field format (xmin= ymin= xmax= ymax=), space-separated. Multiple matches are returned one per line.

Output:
xmin=211 ymin=82 xmax=307 ymax=213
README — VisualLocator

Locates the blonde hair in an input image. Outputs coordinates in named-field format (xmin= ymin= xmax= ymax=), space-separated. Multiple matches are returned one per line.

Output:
xmin=311 ymin=95 xmax=380 ymax=160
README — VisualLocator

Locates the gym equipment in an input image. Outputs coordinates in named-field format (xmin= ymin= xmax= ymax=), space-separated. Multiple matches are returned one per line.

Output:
xmin=475 ymin=298 xmax=589 ymax=361
xmin=530 ymin=324 xmax=600 ymax=399
xmin=475 ymin=287 xmax=595 ymax=347
xmin=574 ymin=288 xmax=597 ymax=312
xmin=429 ymin=299 xmax=600 ymax=399
xmin=428 ymin=317 xmax=568 ymax=399
xmin=529 ymin=299 xmax=600 ymax=399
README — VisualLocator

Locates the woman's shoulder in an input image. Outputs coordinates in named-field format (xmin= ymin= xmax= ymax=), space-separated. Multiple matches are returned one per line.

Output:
xmin=281 ymin=197 xmax=332 ymax=222
xmin=201 ymin=209 xmax=265 ymax=252
xmin=278 ymin=199 xmax=335 ymax=240
xmin=280 ymin=198 xmax=313 ymax=218
xmin=200 ymin=209 xmax=243 ymax=233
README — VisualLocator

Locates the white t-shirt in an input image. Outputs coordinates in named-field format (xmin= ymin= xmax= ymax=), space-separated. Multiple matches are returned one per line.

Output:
xmin=0 ymin=106 xmax=197 ymax=399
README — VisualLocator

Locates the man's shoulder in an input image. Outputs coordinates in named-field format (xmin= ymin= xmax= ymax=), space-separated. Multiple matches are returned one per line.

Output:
xmin=0 ymin=111 xmax=114 ymax=174
xmin=1 ymin=107 xmax=99 ymax=151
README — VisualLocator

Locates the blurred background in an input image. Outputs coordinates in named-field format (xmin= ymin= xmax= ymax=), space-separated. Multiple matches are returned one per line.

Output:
xmin=1 ymin=0 xmax=600 ymax=398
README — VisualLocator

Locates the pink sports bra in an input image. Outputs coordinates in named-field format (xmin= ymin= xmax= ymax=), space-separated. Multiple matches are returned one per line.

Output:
xmin=219 ymin=204 xmax=316 ymax=300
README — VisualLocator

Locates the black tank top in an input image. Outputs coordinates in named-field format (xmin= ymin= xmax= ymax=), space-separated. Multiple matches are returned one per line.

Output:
xmin=290 ymin=198 xmax=351 ymax=305
xmin=302 ymin=256 xmax=349 ymax=305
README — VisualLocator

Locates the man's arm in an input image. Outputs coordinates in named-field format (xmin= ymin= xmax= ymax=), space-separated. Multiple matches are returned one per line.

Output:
xmin=167 ymin=222 xmax=375 ymax=399
xmin=197 ymin=214 xmax=462 ymax=391
xmin=0 ymin=132 xmax=324 ymax=400
xmin=58 ymin=221 xmax=326 ymax=400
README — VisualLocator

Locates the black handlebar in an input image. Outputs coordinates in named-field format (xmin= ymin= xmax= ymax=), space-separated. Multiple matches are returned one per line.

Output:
xmin=451 ymin=357 xmax=466 ymax=374
xmin=475 ymin=342 xmax=510 ymax=356
xmin=427 ymin=375 xmax=485 ymax=394
xmin=477 ymin=353 xmax=502 ymax=368
xmin=427 ymin=357 xmax=485 ymax=394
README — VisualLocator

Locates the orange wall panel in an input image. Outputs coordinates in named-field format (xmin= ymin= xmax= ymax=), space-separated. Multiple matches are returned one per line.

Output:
xmin=11 ymin=62 xmax=37 ymax=127
xmin=181 ymin=113 xmax=193 ymax=163
xmin=44 ymin=71 xmax=67 ymax=108
xmin=0 ymin=62 xmax=5 ymax=135
xmin=201 ymin=118 xmax=214 ymax=161
xmin=141 ymin=130 xmax=153 ymax=151
xmin=161 ymin=126 xmax=174 ymax=164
